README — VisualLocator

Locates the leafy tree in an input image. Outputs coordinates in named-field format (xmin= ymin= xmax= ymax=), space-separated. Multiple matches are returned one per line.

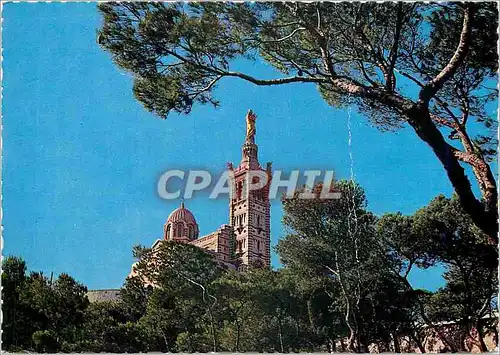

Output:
xmin=413 ymin=195 xmax=498 ymax=352
xmin=1 ymin=258 xmax=91 ymax=352
xmin=214 ymin=268 xmax=310 ymax=352
xmin=270 ymin=268 xmax=341 ymax=352
xmin=77 ymin=301 xmax=130 ymax=352
xmin=77 ymin=297 xmax=156 ymax=353
xmin=268 ymin=269 xmax=340 ymax=352
xmin=376 ymin=212 xmax=448 ymax=351
xmin=137 ymin=295 xmax=178 ymax=352
xmin=97 ymin=2 xmax=498 ymax=242
xmin=23 ymin=273 xmax=88 ymax=339
xmin=377 ymin=195 xmax=498 ymax=352
xmin=132 ymin=240 xmax=223 ymax=351
xmin=17 ymin=272 xmax=56 ymax=346
xmin=4 ymin=193 xmax=497 ymax=353
xmin=277 ymin=181 xmax=380 ymax=351
xmin=120 ymin=275 xmax=152 ymax=322
xmin=2 ymin=256 xmax=30 ymax=350
xmin=175 ymin=330 xmax=213 ymax=352
xmin=246 ymin=268 xmax=297 ymax=352
xmin=51 ymin=273 xmax=89 ymax=342
xmin=212 ymin=269 xmax=256 ymax=352
xmin=32 ymin=330 xmax=59 ymax=353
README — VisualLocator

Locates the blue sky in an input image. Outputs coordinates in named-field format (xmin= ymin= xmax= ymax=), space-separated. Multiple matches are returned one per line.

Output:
xmin=3 ymin=3 xmax=493 ymax=291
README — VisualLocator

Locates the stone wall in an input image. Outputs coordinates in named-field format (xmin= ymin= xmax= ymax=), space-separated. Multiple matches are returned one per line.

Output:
xmin=336 ymin=318 xmax=499 ymax=353
xmin=190 ymin=224 xmax=233 ymax=263
xmin=87 ymin=289 xmax=120 ymax=303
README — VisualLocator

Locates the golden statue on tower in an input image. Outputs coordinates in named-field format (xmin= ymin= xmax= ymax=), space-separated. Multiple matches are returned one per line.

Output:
xmin=246 ymin=109 xmax=257 ymax=143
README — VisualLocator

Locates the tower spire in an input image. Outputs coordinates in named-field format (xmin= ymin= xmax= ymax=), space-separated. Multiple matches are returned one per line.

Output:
xmin=245 ymin=109 xmax=257 ymax=143
xmin=241 ymin=110 xmax=260 ymax=169
xmin=229 ymin=109 xmax=271 ymax=268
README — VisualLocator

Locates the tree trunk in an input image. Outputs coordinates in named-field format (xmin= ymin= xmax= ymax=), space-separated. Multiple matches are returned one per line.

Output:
xmin=328 ymin=338 xmax=335 ymax=353
xmin=475 ymin=323 xmax=488 ymax=352
xmin=392 ymin=332 xmax=401 ymax=353
xmin=397 ymin=272 xmax=458 ymax=352
xmin=406 ymin=106 xmax=498 ymax=243
xmin=459 ymin=328 xmax=468 ymax=352
xmin=307 ymin=296 xmax=317 ymax=333
xmin=325 ymin=261 xmax=358 ymax=352
xmin=340 ymin=338 xmax=346 ymax=352
xmin=346 ymin=318 xmax=357 ymax=352
xmin=384 ymin=338 xmax=391 ymax=352
xmin=456 ymin=130 xmax=498 ymax=216
xmin=235 ymin=320 xmax=240 ymax=352
xmin=410 ymin=331 xmax=426 ymax=353
xmin=361 ymin=338 xmax=370 ymax=353
xmin=207 ymin=306 xmax=218 ymax=352
xmin=162 ymin=332 xmax=169 ymax=353
xmin=278 ymin=318 xmax=284 ymax=353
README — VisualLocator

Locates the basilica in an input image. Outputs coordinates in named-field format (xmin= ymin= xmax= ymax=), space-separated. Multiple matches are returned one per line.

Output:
xmin=89 ymin=111 xmax=271 ymax=302
xmin=136 ymin=110 xmax=271 ymax=273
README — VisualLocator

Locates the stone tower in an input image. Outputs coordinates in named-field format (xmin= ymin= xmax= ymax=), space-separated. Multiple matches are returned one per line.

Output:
xmin=228 ymin=110 xmax=272 ymax=268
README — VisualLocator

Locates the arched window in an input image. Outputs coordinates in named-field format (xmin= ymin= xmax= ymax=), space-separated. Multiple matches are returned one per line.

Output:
xmin=166 ymin=224 xmax=171 ymax=239
xmin=188 ymin=225 xmax=194 ymax=239
xmin=257 ymin=240 xmax=261 ymax=251
xmin=257 ymin=215 xmax=260 ymax=226
xmin=174 ymin=223 xmax=184 ymax=238
xmin=237 ymin=181 xmax=243 ymax=199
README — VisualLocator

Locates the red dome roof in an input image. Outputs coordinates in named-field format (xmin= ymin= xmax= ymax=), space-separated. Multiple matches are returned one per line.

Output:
xmin=167 ymin=202 xmax=197 ymax=225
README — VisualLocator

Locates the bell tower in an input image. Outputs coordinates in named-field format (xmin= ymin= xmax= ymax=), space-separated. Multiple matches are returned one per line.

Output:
xmin=228 ymin=110 xmax=272 ymax=268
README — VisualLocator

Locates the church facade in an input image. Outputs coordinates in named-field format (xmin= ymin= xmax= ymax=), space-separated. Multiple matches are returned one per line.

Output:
xmin=140 ymin=110 xmax=271 ymax=271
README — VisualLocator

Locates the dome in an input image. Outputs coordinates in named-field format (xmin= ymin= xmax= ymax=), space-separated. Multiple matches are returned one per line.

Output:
xmin=164 ymin=201 xmax=199 ymax=242
xmin=167 ymin=201 xmax=197 ymax=225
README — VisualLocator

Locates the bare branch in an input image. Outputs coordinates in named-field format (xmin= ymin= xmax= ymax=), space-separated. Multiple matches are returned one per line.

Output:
xmin=429 ymin=113 xmax=457 ymax=129
xmin=179 ymin=273 xmax=217 ymax=306
xmin=456 ymin=84 xmax=471 ymax=125
xmin=316 ymin=3 xmax=322 ymax=31
xmin=395 ymin=68 xmax=461 ymax=127
xmin=262 ymin=27 xmax=306 ymax=44
xmin=164 ymin=48 xmax=328 ymax=86
xmin=357 ymin=61 xmax=380 ymax=87
xmin=386 ymin=2 xmax=404 ymax=91
xmin=191 ymin=75 xmax=223 ymax=100
xmin=259 ymin=21 xmax=301 ymax=29
xmin=323 ymin=264 xmax=339 ymax=278
xmin=352 ymin=4 xmax=389 ymax=79
xmin=418 ymin=5 xmax=474 ymax=106
xmin=224 ymin=70 xmax=327 ymax=85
